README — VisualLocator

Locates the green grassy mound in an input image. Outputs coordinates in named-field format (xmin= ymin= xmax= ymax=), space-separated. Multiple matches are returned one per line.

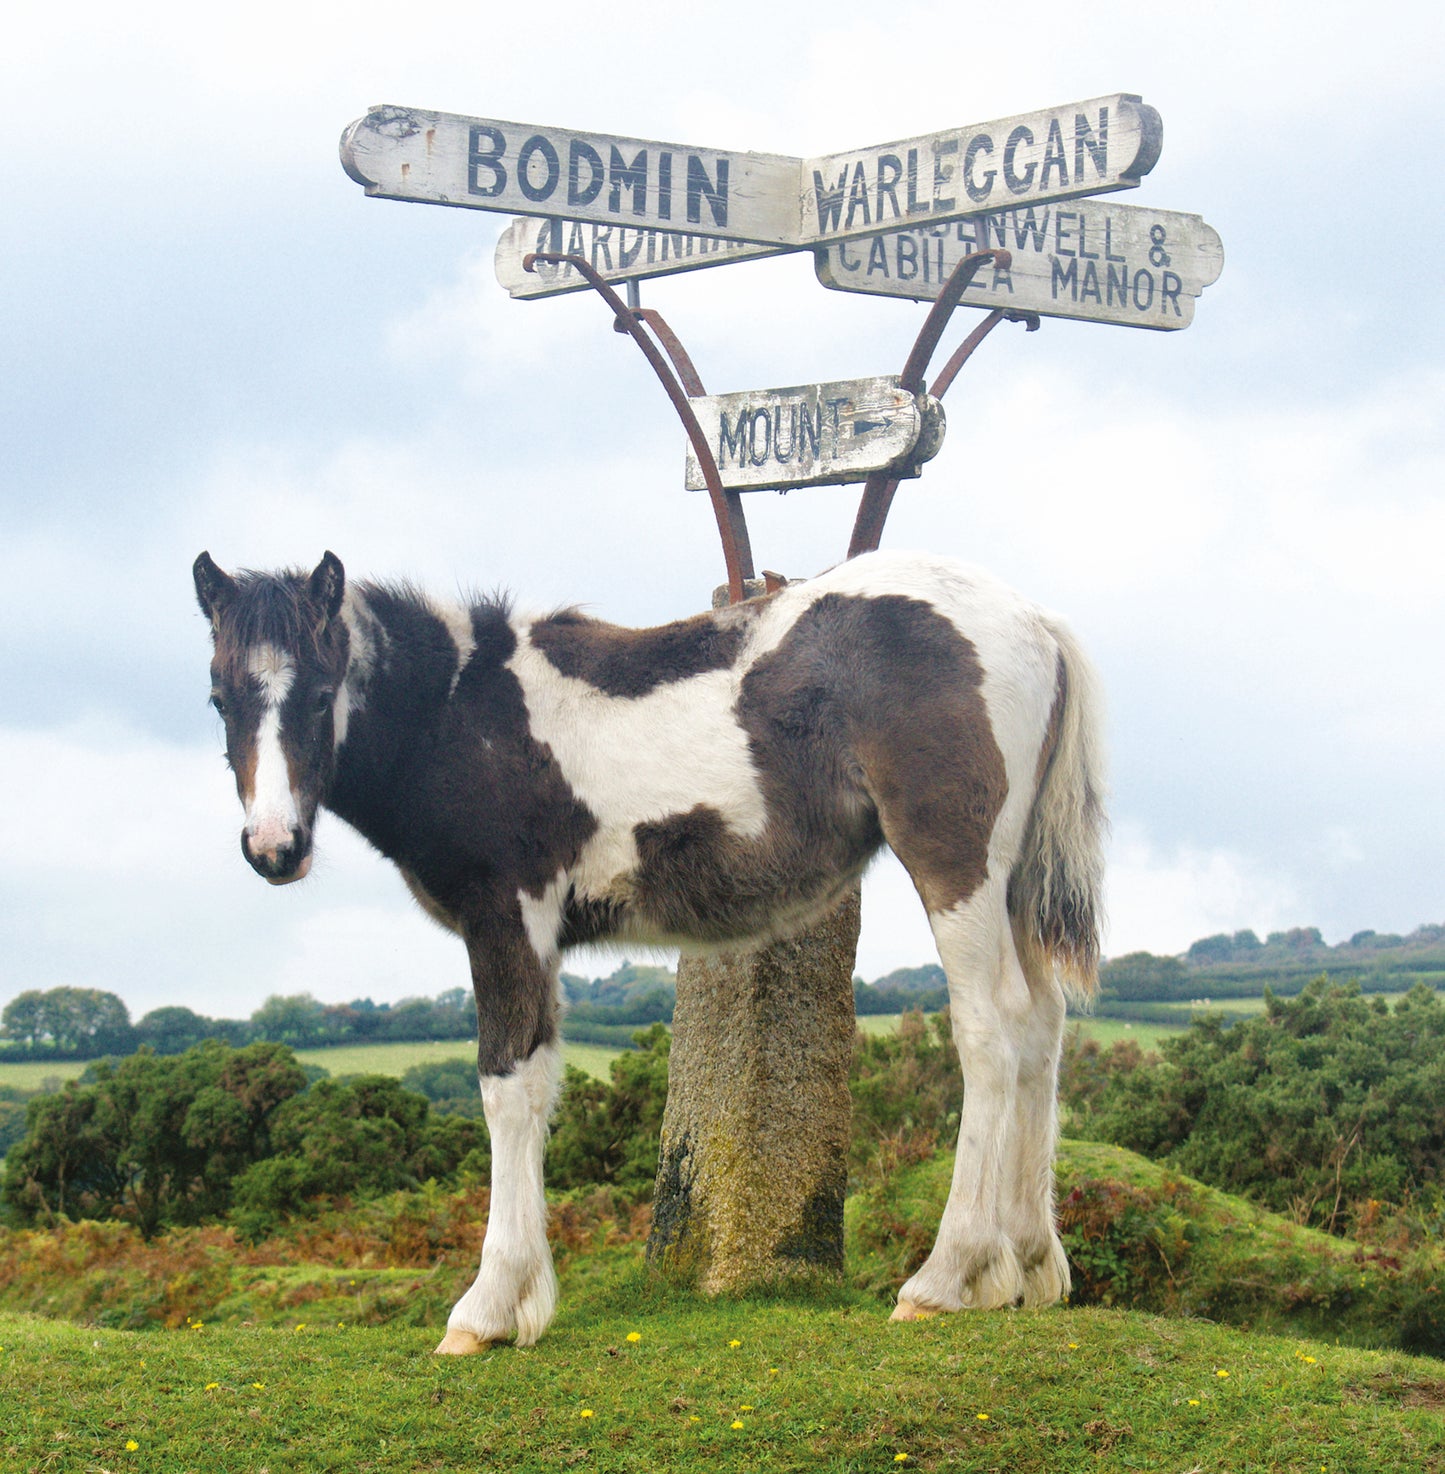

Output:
xmin=848 ymin=1139 xmax=1445 ymax=1358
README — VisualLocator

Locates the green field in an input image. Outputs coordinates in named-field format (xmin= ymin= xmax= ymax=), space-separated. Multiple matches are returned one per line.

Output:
xmin=0 ymin=1014 xmax=1182 ymax=1096
xmin=292 ymin=1037 xmax=623 ymax=1084
xmin=863 ymin=1011 xmax=1185 ymax=1053
xmin=0 ymin=1037 xmax=623 ymax=1092
xmin=1064 ymin=1016 xmax=1182 ymax=1051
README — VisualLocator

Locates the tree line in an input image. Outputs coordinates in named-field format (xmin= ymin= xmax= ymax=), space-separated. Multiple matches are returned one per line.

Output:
xmin=0 ymin=959 xmax=953 ymax=1063
xmin=1100 ymin=921 xmax=1445 ymax=1006
xmin=6 ymin=921 xmax=1442 ymax=1064
xmin=0 ymin=986 xmax=479 ymax=1062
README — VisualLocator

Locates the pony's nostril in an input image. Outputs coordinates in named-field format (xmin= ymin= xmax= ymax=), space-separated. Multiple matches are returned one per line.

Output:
xmin=243 ymin=828 xmax=304 ymax=877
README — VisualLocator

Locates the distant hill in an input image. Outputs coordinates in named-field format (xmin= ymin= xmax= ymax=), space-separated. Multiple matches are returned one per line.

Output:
xmin=1101 ymin=922 xmax=1445 ymax=1005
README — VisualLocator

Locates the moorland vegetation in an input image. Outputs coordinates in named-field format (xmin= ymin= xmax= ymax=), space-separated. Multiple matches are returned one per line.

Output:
xmin=4 ymin=980 xmax=1445 ymax=1360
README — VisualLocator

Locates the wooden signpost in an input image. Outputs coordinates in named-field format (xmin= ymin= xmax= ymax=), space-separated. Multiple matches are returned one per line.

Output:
xmin=341 ymin=95 xmax=1161 ymax=248
xmin=815 ymin=200 xmax=1222 ymax=330
xmin=495 ymin=215 xmax=783 ymax=299
xmin=683 ymin=377 xmax=943 ymax=493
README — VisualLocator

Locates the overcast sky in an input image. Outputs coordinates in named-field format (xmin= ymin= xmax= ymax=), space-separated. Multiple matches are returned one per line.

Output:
xmin=2 ymin=1 xmax=1442 ymax=1023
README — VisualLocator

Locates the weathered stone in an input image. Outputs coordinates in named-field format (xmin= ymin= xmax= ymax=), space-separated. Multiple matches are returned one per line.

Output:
xmin=647 ymin=885 xmax=860 ymax=1291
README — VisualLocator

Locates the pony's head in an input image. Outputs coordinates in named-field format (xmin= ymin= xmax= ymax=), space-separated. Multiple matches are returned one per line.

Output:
xmin=193 ymin=551 xmax=349 ymax=884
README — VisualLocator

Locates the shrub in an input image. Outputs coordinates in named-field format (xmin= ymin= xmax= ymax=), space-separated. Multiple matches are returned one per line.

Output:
xmin=228 ymin=1075 xmax=488 ymax=1238
xmin=848 ymin=1010 xmax=961 ymax=1178
xmin=547 ymin=1025 xmax=671 ymax=1203
xmin=2 ymin=1041 xmax=307 ymax=1235
xmin=1070 ymin=980 xmax=1445 ymax=1234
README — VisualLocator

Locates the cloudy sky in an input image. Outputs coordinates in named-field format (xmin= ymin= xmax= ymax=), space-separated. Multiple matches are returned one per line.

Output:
xmin=3 ymin=1 xmax=1442 ymax=1024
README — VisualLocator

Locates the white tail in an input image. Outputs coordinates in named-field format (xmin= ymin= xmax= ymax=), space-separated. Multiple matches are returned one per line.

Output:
xmin=1009 ymin=619 xmax=1108 ymax=998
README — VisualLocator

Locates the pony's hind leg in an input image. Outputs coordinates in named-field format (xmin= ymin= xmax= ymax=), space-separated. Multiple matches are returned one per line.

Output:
xmin=894 ymin=874 xmax=1032 ymax=1318
xmin=1000 ymin=929 xmax=1071 ymax=1308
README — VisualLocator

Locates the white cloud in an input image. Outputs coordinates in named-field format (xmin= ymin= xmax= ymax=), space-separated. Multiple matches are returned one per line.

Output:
xmin=0 ymin=718 xmax=465 ymax=1018
xmin=856 ymin=855 xmax=940 ymax=981
xmin=1103 ymin=820 xmax=1302 ymax=957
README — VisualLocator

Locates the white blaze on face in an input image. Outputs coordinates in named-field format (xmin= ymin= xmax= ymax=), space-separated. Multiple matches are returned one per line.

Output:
xmin=245 ymin=643 xmax=300 ymax=854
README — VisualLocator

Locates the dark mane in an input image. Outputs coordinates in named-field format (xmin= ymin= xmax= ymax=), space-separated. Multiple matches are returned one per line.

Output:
xmin=212 ymin=569 xmax=317 ymax=678
xmin=353 ymin=579 xmax=515 ymax=627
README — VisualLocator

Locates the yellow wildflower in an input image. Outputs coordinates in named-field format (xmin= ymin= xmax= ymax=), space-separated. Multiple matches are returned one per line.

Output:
xmin=976 ymin=1413 xmax=990 ymax=1422
xmin=1188 ymin=1399 xmax=1200 ymax=1406
xmin=1216 ymin=1369 xmax=1230 ymax=1379
xmin=895 ymin=1456 xmax=909 ymax=1465
xmin=740 ymin=1404 xmax=753 ymax=1411
xmin=731 ymin=1420 xmax=745 ymax=1430
xmin=205 ymin=1382 xmax=220 ymax=1391
xmin=252 ymin=1382 xmax=265 ymax=1391
xmin=579 ymin=1409 xmax=594 ymax=1419
xmin=728 ymin=1339 xmax=741 ymax=1348
xmin=626 ymin=1331 xmax=641 ymax=1343
xmin=125 ymin=1440 xmax=139 ymax=1451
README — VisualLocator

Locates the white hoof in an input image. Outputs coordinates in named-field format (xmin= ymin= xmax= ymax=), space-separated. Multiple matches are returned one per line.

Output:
xmin=435 ymin=1328 xmax=493 ymax=1356
xmin=890 ymin=1299 xmax=939 ymax=1322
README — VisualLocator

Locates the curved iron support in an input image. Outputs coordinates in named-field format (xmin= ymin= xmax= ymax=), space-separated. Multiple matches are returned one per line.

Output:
xmin=524 ymin=251 xmax=752 ymax=604
xmin=848 ymin=250 xmax=1038 ymax=560
xmin=930 ymin=307 xmax=1040 ymax=399
xmin=897 ymin=248 xmax=1011 ymax=393
xmin=631 ymin=309 xmax=756 ymax=585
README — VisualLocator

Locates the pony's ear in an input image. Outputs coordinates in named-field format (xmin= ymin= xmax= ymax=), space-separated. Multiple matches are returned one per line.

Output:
xmin=193 ymin=552 xmax=238 ymax=627
xmin=308 ymin=551 xmax=346 ymax=626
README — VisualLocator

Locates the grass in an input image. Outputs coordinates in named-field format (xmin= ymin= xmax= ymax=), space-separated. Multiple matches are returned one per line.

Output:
xmin=0 ymin=1060 xmax=92 ymax=1091
xmin=867 ymin=1013 xmax=1186 ymax=1052
xmin=1063 ymin=1017 xmax=1181 ymax=1052
xmin=3 ymin=1267 xmax=1443 ymax=1472
xmin=0 ymin=1038 xmax=622 ymax=1092
xmin=4 ymin=1138 xmax=1445 ymax=1469
xmin=292 ymin=1038 xmax=622 ymax=1084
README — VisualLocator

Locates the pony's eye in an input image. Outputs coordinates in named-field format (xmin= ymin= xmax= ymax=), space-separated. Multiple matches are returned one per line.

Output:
xmin=313 ymin=688 xmax=335 ymax=715
xmin=210 ymin=692 xmax=227 ymax=717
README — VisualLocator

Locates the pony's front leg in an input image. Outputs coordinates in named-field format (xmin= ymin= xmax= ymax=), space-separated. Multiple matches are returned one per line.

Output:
xmin=437 ymin=915 xmax=564 ymax=1355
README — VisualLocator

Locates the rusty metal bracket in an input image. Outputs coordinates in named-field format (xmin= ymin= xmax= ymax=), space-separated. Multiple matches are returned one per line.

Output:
xmin=524 ymin=244 xmax=1038 ymax=598
xmin=846 ymin=249 xmax=1040 ymax=560
xmin=524 ymin=250 xmax=753 ymax=604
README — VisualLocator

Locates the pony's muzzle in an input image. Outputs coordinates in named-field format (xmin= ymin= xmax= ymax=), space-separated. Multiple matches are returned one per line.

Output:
xmin=241 ymin=826 xmax=313 ymax=885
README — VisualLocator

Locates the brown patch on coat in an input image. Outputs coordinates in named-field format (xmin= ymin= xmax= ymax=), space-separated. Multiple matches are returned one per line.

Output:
xmin=739 ymin=593 xmax=1007 ymax=917
xmin=606 ymin=592 xmax=1008 ymax=949
xmin=528 ymin=608 xmax=749 ymax=698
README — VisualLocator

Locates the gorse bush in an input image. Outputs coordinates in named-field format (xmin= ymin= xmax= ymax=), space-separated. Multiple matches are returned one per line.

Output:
xmin=229 ymin=1075 xmax=489 ymax=1240
xmin=847 ymin=1009 xmax=961 ymax=1178
xmin=3 ymin=1028 xmax=677 ymax=1239
xmin=1066 ymin=980 xmax=1445 ymax=1234
xmin=2 ymin=1042 xmax=306 ymax=1236
xmin=547 ymin=1024 xmax=671 ymax=1203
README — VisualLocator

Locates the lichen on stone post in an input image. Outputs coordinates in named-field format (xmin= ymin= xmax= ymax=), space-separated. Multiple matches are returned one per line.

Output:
xmin=647 ymin=885 xmax=860 ymax=1292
